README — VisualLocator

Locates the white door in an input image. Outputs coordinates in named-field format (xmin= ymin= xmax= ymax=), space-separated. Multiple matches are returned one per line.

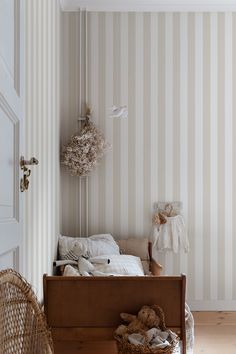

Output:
xmin=0 ymin=0 xmax=24 ymax=272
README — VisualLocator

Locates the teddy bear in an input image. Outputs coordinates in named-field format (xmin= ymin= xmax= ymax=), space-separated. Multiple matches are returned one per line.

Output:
xmin=115 ymin=305 xmax=161 ymax=337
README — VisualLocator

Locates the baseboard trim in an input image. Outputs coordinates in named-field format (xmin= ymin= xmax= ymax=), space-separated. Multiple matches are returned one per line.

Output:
xmin=187 ymin=300 xmax=236 ymax=311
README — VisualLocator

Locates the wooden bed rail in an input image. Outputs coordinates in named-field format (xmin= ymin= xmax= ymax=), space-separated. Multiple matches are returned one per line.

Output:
xmin=43 ymin=274 xmax=186 ymax=353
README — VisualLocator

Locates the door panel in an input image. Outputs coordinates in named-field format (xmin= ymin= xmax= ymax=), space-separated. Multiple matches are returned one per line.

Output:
xmin=0 ymin=0 xmax=23 ymax=272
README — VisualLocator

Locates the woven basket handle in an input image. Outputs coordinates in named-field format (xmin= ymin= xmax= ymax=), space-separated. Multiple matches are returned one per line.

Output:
xmin=151 ymin=305 xmax=167 ymax=331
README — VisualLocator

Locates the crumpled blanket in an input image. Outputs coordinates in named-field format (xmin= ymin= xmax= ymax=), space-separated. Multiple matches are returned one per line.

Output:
xmin=128 ymin=328 xmax=177 ymax=349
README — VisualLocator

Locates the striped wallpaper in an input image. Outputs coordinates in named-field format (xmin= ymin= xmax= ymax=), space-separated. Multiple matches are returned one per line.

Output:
xmin=23 ymin=0 xmax=60 ymax=300
xmin=61 ymin=12 xmax=236 ymax=310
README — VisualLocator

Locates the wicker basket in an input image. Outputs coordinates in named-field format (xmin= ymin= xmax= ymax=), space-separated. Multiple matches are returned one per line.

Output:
xmin=0 ymin=269 xmax=54 ymax=354
xmin=114 ymin=305 xmax=178 ymax=354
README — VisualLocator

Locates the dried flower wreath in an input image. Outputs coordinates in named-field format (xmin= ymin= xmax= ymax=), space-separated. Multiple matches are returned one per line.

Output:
xmin=61 ymin=120 xmax=111 ymax=176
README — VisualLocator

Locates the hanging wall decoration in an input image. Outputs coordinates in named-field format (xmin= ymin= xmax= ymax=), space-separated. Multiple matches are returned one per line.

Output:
xmin=61 ymin=113 xmax=111 ymax=177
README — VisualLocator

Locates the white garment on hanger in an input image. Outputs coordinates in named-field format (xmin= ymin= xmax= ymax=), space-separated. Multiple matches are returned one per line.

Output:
xmin=150 ymin=215 xmax=189 ymax=253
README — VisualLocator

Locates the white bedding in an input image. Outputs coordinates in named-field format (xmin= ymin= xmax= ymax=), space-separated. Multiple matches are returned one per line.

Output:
xmin=62 ymin=254 xmax=145 ymax=277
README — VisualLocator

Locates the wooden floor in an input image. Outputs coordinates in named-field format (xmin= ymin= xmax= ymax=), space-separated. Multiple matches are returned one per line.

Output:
xmin=193 ymin=311 xmax=236 ymax=354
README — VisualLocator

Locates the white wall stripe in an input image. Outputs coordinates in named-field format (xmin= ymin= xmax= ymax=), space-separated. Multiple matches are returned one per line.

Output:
xmin=217 ymin=13 xmax=225 ymax=301
xmin=150 ymin=13 xmax=158 ymax=220
xmin=89 ymin=13 xmax=99 ymax=235
xmin=98 ymin=13 xmax=106 ymax=233
xmin=179 ymin=13 xmax=188 ymax=276
xmin=202 ymin=13 xmax=211 ymax=300
xmin=194 ymin=13 xmax=204 ymax=301
xmin=165 ymin=13 xmax=173 ymax=275
xmin=210 ymin=12 xmax=218 ymax=301
xmin=128 ymin=13 xmax=136 ymax=236
xmin=187 ymin=13 xmax=195 ymax=300
xmin=113 ymin=13 xmax=121 ymax=237
xmin=120 ymin=13 xmax=129 ymax=237
xmin=224 ymin=12 xmax=233 ymax=300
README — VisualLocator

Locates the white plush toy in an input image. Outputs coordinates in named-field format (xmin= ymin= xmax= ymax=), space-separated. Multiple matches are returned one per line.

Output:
xmin=78 ymin=256 xmax=95 ymax=276
xmin=72 ymin=242 xmax=110 ymax=276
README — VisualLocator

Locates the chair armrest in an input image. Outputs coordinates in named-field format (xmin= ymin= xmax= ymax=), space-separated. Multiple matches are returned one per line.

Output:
xmin=150 ymin=259 xmax=163 ymax=276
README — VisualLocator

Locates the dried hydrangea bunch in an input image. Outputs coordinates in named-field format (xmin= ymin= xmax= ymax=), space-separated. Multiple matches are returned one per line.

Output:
xmin=61 ymin=121 xmax=111 ymax=176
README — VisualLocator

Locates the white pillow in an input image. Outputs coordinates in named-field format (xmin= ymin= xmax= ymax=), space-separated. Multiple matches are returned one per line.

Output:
xmin=58 ymin=234 xmax=120 ymax=260
xmin=91 ymin=255 xmax=145 ymax=276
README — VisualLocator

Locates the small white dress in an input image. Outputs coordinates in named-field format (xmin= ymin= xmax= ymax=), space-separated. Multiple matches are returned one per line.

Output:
xmin=150 ymin=214 xmax=189 ymax=253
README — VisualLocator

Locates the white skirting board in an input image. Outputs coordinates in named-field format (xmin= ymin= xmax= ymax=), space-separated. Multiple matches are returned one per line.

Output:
xmin=188 ymin=300 xmax=236 ymax=311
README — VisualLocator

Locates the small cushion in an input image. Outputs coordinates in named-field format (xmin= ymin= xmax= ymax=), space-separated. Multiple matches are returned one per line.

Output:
xmin=59 ymin=234 xmax=120 ymax=260
xmin=91 ymin=255 xmax=145 ymax=276
xmin=116 ymin=238 xmax=149 ymax=261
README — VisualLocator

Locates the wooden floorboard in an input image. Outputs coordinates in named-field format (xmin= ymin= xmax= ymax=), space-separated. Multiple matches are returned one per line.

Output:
xmin=53 ymin=312 xmax=236 ymax=354
xmin=193 ymin=311 xmax=236 ymax=354
xmin=54 ymin=340 xmax=118 ymax=354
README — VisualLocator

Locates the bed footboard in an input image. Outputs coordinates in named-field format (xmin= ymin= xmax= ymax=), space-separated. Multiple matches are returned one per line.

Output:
xmin=43 ymin=274 xmax=186 ymax=354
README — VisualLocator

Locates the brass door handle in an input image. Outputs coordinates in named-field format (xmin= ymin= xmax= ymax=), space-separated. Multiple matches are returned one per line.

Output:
xmin=20 ymin=156 xmax=38 ymax=192
xmin=20 ymin=156 xmax=39 ymax=168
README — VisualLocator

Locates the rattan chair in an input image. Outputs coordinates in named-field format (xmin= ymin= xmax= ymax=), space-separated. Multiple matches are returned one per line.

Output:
xmin=0 ymin=269 xmax=54 ymax=354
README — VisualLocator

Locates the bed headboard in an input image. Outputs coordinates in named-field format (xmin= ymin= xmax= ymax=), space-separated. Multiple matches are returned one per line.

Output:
xmin=43 ymin=274 xmax=186 ymax=347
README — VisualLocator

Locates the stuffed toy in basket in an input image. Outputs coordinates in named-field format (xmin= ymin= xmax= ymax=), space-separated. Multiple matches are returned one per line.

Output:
xmin=114 ymin=305 xmax=178 ymax=354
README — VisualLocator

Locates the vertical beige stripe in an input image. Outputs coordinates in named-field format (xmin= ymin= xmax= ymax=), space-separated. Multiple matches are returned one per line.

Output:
xmin=128 ymin=13 xmax=136 ymax=236
xmin=75 ymin=14 xmax=80 ymax=236
xmin=157 ymin=13 xmax=166 ymax=269
xmin=87 ymin=13 xmax=92 ymax=235
xmin=143 ymin=13 xmax=151 ymax=237
xmin=232 ymin=13 xmax=236 ymax=300
xmin=150 ymin=12 xmax=158 ymax=227
xmin=179 ymin=13 xmax=188 ymax=276
xmin=98 ymin=13 xmax=106 ymax=233
xmin=135 ymin=13 xmax=144 ymax=237
xmin=75 ymin=12 xmax=80 ymax=236
xmin=105 ymin=12 xmax=114 ymax=234
xmin=113 ymin=13 xmax=121 ymax=237
xmin=172 ymin=13 xmax=180 ymax=275
xmin=187 ymin=13 xmax=195 ymax=299
xmin=218 ymin=13 xmax=225 ymax=300
xmin=210 ymin=12 xmax=218 ymax=301
xmin=89 ymin=12 xmax=99 ymax=235
xmin=203 ymin=13 xmax=211 ymax=300
xmin=158 ymin=13 xmax=166 ymax=201
xmin=60 ymin=13 xmax=69 ymax=235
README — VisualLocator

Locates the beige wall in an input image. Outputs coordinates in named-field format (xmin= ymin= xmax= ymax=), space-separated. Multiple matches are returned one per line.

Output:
xmin=61 ymin=12 xmax=236 ymax=310
xmin=23 ymin=0 xmax=60 ymax=300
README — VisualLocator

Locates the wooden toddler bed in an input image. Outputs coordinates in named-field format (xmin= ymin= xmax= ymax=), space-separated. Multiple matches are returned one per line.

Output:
xmin=43 ymin=274 xmax=186 ymax=354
